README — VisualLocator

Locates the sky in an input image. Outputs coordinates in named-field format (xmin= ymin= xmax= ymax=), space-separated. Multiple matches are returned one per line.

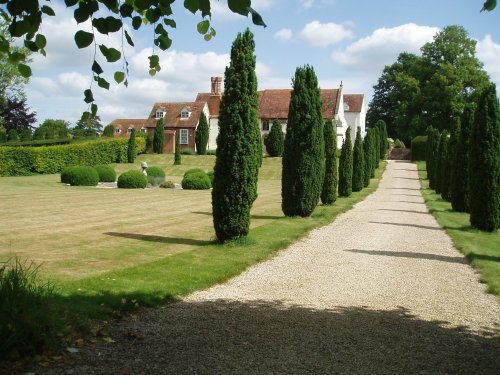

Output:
xmin=21 ymin=0 xmax=500 ymax=126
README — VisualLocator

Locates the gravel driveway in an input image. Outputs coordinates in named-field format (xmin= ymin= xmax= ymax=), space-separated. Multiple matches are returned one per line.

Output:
xmin=42 ymin=160 xmax=499 ymax=374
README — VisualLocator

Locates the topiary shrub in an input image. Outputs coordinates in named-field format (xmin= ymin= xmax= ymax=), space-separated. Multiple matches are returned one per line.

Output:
xmin=182 ymin=170 xmax=211 ymax=190
xmin=60 ymin=165 xmax=99 ymax=186
xmin=184 ymin=168 xmax=205 ymax=176
xmin=266 ymin=120 xmax=285 ymax=157
xmin=117 ymin=170 xmax=147 ymax=189
xmin=94 ymin=164 xmax=116 ymax=182
xmin=411 ymin=135 xmax=427 ymax=161
xmin=146 ymin=166 xmax=166 ymax=186
xmin=160 ymin=180 xmax=175 ymax=188
xmin=393 ymin=139 xmax=406 ymax=149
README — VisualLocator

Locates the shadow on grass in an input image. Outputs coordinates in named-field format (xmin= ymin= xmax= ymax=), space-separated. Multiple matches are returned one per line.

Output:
xmin=29 ymin=300 xmax=500 ymax=374
xmin=104 ymin=232 xmax=213 ymax=246
xmin=469 ymin=253 xmax=500 ymax=263
xmin=377 ymin=209 xmax=431 ymax=215
xmin=369 ymin=221 xmax=444 ymax=231
xmin=191 ymin=211 xmax=283 ymax=220
xmin=345 ymin=249 xmax=467 ymax=264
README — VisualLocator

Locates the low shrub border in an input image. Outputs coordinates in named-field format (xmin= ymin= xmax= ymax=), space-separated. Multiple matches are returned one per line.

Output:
xmin=181 ymin=170 xmax=211 ymax=190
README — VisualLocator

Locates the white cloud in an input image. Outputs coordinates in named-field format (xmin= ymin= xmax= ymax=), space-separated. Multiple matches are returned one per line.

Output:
xmin=275 ymin=28 xmax=293 ymax=42
xmin=332 ymin=23 xmax=439 ymax=73
xmin=299 ymin=21 xmax=353 ymax=47
xmin=477 ymin=35 xmax=500 ymax=87
xmin=301 ymin=0 xmax=315 ymax=8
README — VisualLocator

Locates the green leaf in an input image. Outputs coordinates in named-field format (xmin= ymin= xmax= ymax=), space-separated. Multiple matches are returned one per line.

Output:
xmin=204 ymin=34 xmax=212 ymax=42
xmin=24 ymin=40 xmax=39 ymax=52
xmin=184 ymin=0 xmax=200 ymax=14
xmin=74 ymin=30 xmax=94 ymax=49
xmin=41 ymin=5 xmax=56 ymax=16
xmin=132 ymin=16 xmax=142 ymax=30
xmin=8 ymin=20 xmax=31 ymax=37
xmin=135 ymin=0 xmax=153 ymax=11
xmin=155 ymin=34 xmax=172 ymax=51
xmin=124 ymin=30 xmax=134 ymax=47
xmin=198 ymin=0 xmax=211 ymax=17
xmin=84 ymin=89 xmax=94 ymax=104
xmin=99 ymin=45 xmax=121 ymax=63
xmin=197 ymin=20 xmax=209 ymax=35
xmin=164 ymin=18 xmax=176 ymax=28
xmin=227 ymin=0 xmax=250 ymax=16
xmin=249 ymin=7 xmax=267 ymax=28
xmin=65 ymin=0 xmax=79 ymax=7
xmin=97 ymin=77 xmax=110 ymax=90
xmin=149 ymin=54 xmax=160 ymax=69
xmin=91 ymin=103 xmax=98 ymax=117
xmin=481 ymin=0 xmax=497 ymax=11
xmin=149 ymin=69 xmax=157 ymax=76
xmin=120 ymin=3 xmax=134 ymax=17
xmin=92 ymin=60 xmax=103 ymax=75
xmin=74 ymin=7 xmax=91 ymax=24
xmin=114 ymin=71 xmax=125 ymax=84
xmin=35 ymin=34 xmax=47 ymax=49
xmin=0 ymin=38 xmax=10 ymax=53
xmin=146 ymin=8 xmax=161 ymax=24
xmin=17 ymin=63 xmax=32 ymax=78
xmin=104 ymin=16 xmax=122 ymax=33
xmin=8 ymin=52 xmax=26 ymax=63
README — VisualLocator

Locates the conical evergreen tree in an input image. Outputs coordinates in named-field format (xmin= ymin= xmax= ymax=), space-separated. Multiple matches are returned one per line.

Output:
xmin=282 ymin=65 xmax=324 ymax=216
xmin=212 ymin=29 xmax=262 ymax=241
xmin=435 ymin=131 xmax=446 ymax=194
xmin=153 ymin=118 xmax=164 ymax=154
xmin=372 ymin=128 xmax=380 ymax=174
xmin=450 ymin=104 xmax=474 ymax=212
xmin=426 ymin=126 xmax=439 ymax=189
xmin=469 ymin=83 xmax=500 ymax=231
xmin=195 ymin=111 xmax=209 ymax=155
xmin=174 ymin=130 xmax=181 ymax=165
xmin=376 ymin=120 xmax=387 ymax=159
xmin=338 ymin=129 xmax=353 ymax=197
xmin=444 ymin=117 xmax=460 ymax=201
xmin=266 ymin=120 xmax=284 ymax=157
xmin=321 ymin=119 xmax=337 ymax=204
xmin=439 ymin=130 xmax=451 ymax=200
xmin=127 ymin=128 xmax=137 ymax=163
xmin=352 ymin=126 xmax=365 ymax=192
xmin=363 ymin=128 xmax=373 ymax=187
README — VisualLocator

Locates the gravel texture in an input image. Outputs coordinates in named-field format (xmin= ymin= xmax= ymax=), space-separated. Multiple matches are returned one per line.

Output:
xmin=39 ymin=160 xmax=499 ymax=374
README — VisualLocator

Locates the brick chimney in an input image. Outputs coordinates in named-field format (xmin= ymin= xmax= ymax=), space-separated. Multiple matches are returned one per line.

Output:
xmin=211 ymin=76 xmax=222 ymax=96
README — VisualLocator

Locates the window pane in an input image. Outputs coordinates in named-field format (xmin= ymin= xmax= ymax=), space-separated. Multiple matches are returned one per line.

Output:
xmin=180 ymin=129 xmax=188 ymax=144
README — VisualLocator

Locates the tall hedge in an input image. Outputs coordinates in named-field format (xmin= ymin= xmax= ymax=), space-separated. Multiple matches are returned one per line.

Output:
xmin=195 ymin=112 xmax=209 ymax=155
xmin=363 ymin=128 xmax=373 ymax=187
xmin=434 ymin=131 xmax=447 ymax=195
xmin=321 ymin=120 xmax=337 ymax=204
xmin=282 ymin=65 xmax=324 ymax=217
xmin=450 ymin=104 xmax=474 ymax=212
xmin=174 ymin=130 xmax=181 ymax=165
xmin=426 ymin=127 xmax=440 ymax=190
xmin=443 ymin=118 xmax=460 ymax=201
xmin=127 ymin=128 xmax=137 ymax=163
xmin=153 ymin=118 xmax=164 ymax=154
xmin=439 ymin=130 xmax=451 ymax=201
xmin=469 ymin=83 xmax=500 ymax=231
xmin=338 ymin=129 xmax=353 ymax=197
xmin=212 ymin=29 xmax=262 ymax=242
xmin=266 ymin=120 xmax=284 ymax=157
xmin=411 ymin=135 xmax=427 ymax=161
xmin=352 ymin=126 xmax=365 ymax=192
xmin=0 ymin=137 xmax=145 ymax=176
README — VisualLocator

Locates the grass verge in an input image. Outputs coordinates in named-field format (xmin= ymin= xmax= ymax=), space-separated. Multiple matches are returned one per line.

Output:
xmin=416 ymin=161 xmax=499 ymax=295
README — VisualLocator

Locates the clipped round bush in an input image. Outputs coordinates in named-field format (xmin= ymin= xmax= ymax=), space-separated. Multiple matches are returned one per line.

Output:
xmin=184 ymin=168 xmax=205 ymax=177
xmin=60 ymin=166 xmax=99 ymax=186
xmin=181 ymin=171 xmax=211 ymax=190
xmin=117 ymin=170 xmax=147 ymax=189
xmin=94 ymin=164 xmax=117 ymax=182
xmin=146 ymin=166 xmax=165 ymax=186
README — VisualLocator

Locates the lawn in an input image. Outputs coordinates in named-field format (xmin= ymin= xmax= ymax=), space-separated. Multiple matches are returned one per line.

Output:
xmin=0 ymin=155 xmax=386 ymax=322
xmin=416 ymin=161 xmax=500 ymax=295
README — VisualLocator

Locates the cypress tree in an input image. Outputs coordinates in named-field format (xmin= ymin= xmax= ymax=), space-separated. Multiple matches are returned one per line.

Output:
xmin=195 ymin=112 xmax=209 ymax=155
xmin=434 ymin=131 xmax=446 ymax=194
xmin=439 ymin=130 xmax=451 ymax=201
xmin=127 ymin=128 xmax=137 ymax=163
xmin=321 ymin=119 xmax=337 ymax=204
xmin=372 ymin=128 xmax=380 ymax=173
xmin=376 ymin=120 xmax=387 ymax=159
xmin=153 ymin=118 xmax=164 ymax=154
xmin=103 ymin=124 xmax=114 ymax=137
xmin=426 ymin=126 xmax=439 ymax=189
xmin=469 ymin=83 xmax=500 ymax=231
xmin=338 ymin=129 xmax=353 ymax=197
xmin=450 ymin=104 xmax=474 ymax=212
xmin=282 ymin=65 xmax=324 ymax=216
xmin=352 ymin=126 xmax=365 ymax=192
xmin=212 ymin=29 xmax=262 ymax=241
xmin=444 ymin=117 xmax=460 ymax=201
xmin=266 ymin=120 xmax=285 ymax=157
xmin=174 ymin=129 xmax=181 ymax=165
xmin=363 ymin=128 xmax=372 ymax=187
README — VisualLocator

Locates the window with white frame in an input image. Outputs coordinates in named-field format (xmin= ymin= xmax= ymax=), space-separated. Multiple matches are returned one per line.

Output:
xmin=180 ymin=109 xmax=190 ymax=119
xmin=262 ymin=120 xmax=269 ymax=131
xmin=140 ymin=127 xmax=147 ymax=133
xmin=115 ymin=128 xmax=121 ymax=134
xmin=155 ymin=110 xmax=164 ymax=119
xmin=127 ymin=127 xmax=133 ymax=134
xmin=180 ymin=129 xmax=188 ymax=144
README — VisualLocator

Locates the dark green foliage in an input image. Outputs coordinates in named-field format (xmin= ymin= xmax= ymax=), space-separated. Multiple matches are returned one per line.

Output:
xmin=35 ymin=119 xmax=70 ymax=140
xmin=450 ymin=104 xmax=474 ymax=212
xmin=146 ymin=166 xmax=166 ymax=186
xmin=212 ymin=29 xmax=262 ymax=242
xmin=185 ymin=168 xmax=206 ymax=176
xmin=363 ymin=128 xmax=373 ymax=187
xmin=146 ymin=131 xmax=154 ymax=151
xmin=20 ymin=128 xmax=32 ymax=141
xmin=393 ymin=139 xmax=405 ymax=148
xmin=411 ymin=135 xmax=427 ymax=161
xmin=282 ymin=65 xmax=324 ymax=217
xmin=266 ymin=120 xmax=284 ymax=157
xmin=426 ymin=127 xmax=440 ymax=190
xmin=60 ymin=165 xmax=99 ymax=186
xmin=352 ymin=126 xmax=365 ymax=192
xmin=439 ymin=131 xmax=451 ymax=201
xmin=0 ymin=128 xmax=6 ymax=143
xmin=338 ymin=129 xmax=353 ymax=197
xmin=443 ymin=118 xmax=460 ymax=201
xmin=321 ymin=120 xmax=337 ymax=204
xmin=180 ymin=148 xmax=196 ymax=155
xmin=375 ymin=120 xmax=388 ymax=159
xmin=371 ymin=128 xmax=379 ymax=175
xmin=174 ymin=130 xmax=181 ymax=165
xmin=182 ymin=170 xmax=211 ymax=190
xmin=469 ymin=84 xmax=500 ymax=231
xmin=127 ymin=128 xmax=137 ymax=163
xmin=434 ymin=131 xmax=447 ymax=194
xmin=117 ymin=170 xmax=147 ymax=189
xmin=94 ymin=164 xmax=116 ymax=182
xmin=207 ymin=170 xmax=214 ymax=185
xmin=7 ymin=128 xmax=18 ymax=142
xmin=0 ymin=258 xmax=64 ymax=359
xmin=195 ymin=112 xmax=209 ymax=155
xmin=103 ymin=124 xmax=114 ymax=137
xmin=153 ymin=118 xmax=164 ymax=154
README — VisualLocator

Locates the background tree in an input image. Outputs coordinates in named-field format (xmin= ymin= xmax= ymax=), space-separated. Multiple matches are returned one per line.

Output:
xmin=103 ymin=124 xmax=115 ymax=138
xmin=352 ymin=126 xmax=365 ymax=192
xmin=321 ymin=120 xmax=337 ymax=205
xmin=363 ymin=128 xmax=373 ymax=187
xmin=174 ymin=130 xmax=181 ymax=165
xmin=127 ymin=128 xmax=137 ymax=163
xmin=282 ymin=65 xmax=324 ymax=217
xmin=7 ymin=128 xmax=18 ymax=142
xmin=35 ymin=119 xmax=71 ymax=139
xmin=153 ymin=118 xmax=164 ymax=154
xmin=266 ymin=120 xmax=285 ymax=157
xmin=212 ymin=29 xmax=261 ymax=242
xmin=73 ymin=116 xmax=102 ymax=137
xmin=0 ymin=96 xmax=36 ymax=132
xmin=469 ymin=83 xmax=500 ymax=231
xmin=195 ymin=112 xmax=209 ymax=155
xmin=19 ymin=128 xmax=32 ymax=141
xmin=338 ymin=130 xmax=353 ymax=197
xmin=450 ymin=104 xmax=474 ymax=212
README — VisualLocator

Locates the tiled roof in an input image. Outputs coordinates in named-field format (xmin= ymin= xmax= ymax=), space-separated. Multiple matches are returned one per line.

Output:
xmin=195 ymin=93 xmax=221 ymax=116
xmin=144 ymin=102 xmax=206 ymax=128
xmin=110 ymin=119 xmax=146 ymax=128
xmin=343 ymin=94 xmax=364 ymax=112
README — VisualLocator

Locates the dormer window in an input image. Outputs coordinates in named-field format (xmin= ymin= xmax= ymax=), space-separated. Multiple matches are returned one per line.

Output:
xmin=343 ymin=102 xmax=350 ymax=111
xmin=127 ymin=127 xmax=133 ymax=134
xmin=155 ymin=110 xmax=164 ymax=119
xmin=115 ymin=128 xmax=121 ymax=134
xmin=180 ymin=107 xmax=190 ymax=119
xmin=140 ymin=127 xmax=147 ymax=133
